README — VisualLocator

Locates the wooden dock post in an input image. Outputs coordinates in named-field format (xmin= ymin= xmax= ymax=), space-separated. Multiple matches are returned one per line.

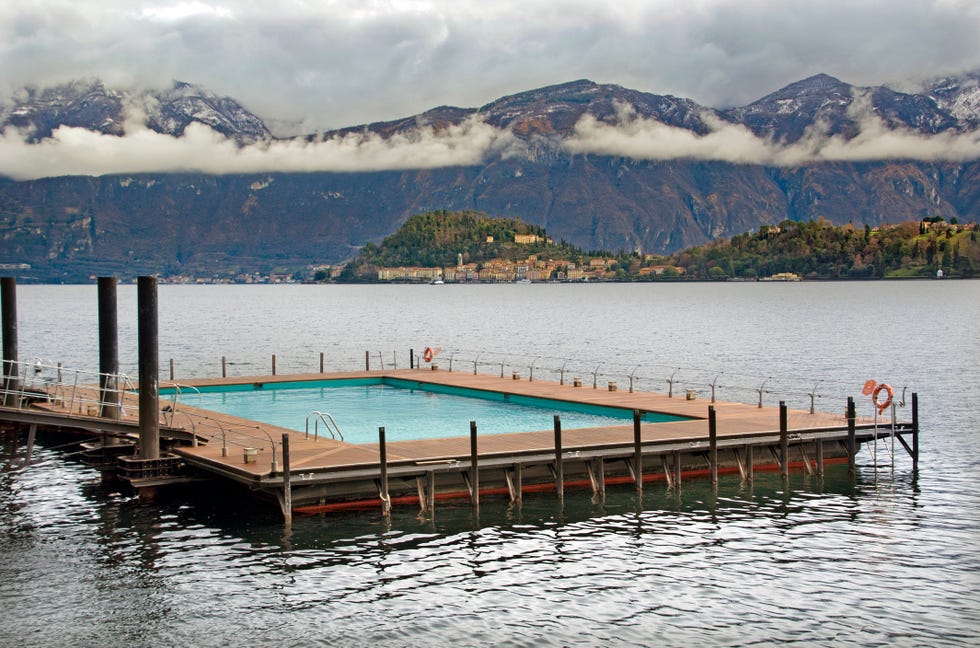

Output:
xmin=365 ymin=350 xmax=370 ymax=371
xmin=847 ymin=397 xmax=856 ymax=476
xmin=779 ymin=401 xmax=788 ymax=479
xmin=320 ymin=352 xmax=325 ymax=373
xmin=97 ymin=277 xmax=121 ymax=423
xmin=169 ymin=358 xmax=174 ymax=381
xmin=469 ymin=420 xmax=480 ymax=512
xmin=633 ymin=409 xmax=643 ymax=493
xmin=1 ymin=277 xmax=17 ymax=406
xmin=281 ymin=433 xmax=292 ymax=526
xmin=221 ymin=356 xmax=227 ymax=378
xmin=137 ymin=276 xmax=160 ymax=461
xmin=673 ymin=450 xmax=682 ymax=488
xmin=378 ymin=426 xmax=390 ymax=516
xmin=709 ymin=405 xmax=718 ymax=486
xmin=272 ymin=354 xmax=277 ymax=375
xmin=911 ymin=392 xmax=919 ymax=472
xmin=815 ymin=439 xmax=824 ymax=476
xmin=506 ymin=463 xmax=523 ymax=504
xmin=553 ymin=415 xmax=564 ymax=501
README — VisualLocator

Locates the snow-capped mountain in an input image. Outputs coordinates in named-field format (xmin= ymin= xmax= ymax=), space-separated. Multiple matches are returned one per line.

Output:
xmin=0 ymin=72 xmax=976 ymax=282
xmin=0 ymin=79 xmax=271 ymax=143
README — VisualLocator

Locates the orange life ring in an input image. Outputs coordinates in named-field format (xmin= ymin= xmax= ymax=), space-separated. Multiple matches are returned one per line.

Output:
xmin=423 ymin=347 xmax=434 ymax=363
xmin=872 ymin=383 xmax=893 ymax=414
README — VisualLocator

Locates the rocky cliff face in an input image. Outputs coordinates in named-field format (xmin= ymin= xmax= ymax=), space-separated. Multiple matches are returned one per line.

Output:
xmin=1 ymin=74 xmax=977 ymax=281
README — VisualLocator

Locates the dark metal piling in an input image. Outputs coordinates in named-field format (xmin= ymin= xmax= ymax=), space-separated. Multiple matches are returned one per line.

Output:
xmin=221 ymin=355 xmax=227 ymax=378
xmin=632 ymin=409 xmax=643 ymax=493
xmin=779 ymin=401 xmax=788 ymax=479
xmin=97 ymin=277 xmax=120 ymax=421
xmin=137 ymin=276 xmax=160 ymax=460
xmin=911 ymin=392 xmax=919 ymax=472
xmin=1 ymin=277 xmax=17 ymax=406
xmin=553 ymin=415 xmax=564 ymax=500
xmin=708 ymin=405 xmax=718 ymax=485
xmin=281 ymin=433 xmax=292 ymax=526
xmin=379 ymin=427 xmax=390 ymax=516
xmin=272 ymin=354 xmax=277 ymax=375
xmin=469 ymin=420 xmax=479 ymax=512
xmin=320 ymin=352 xmax=325 ymax=373
xmin=847 ymin=397 xmax=856 ymax=475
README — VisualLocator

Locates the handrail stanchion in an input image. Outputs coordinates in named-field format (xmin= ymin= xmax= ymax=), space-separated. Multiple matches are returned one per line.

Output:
xmin=808 ymin=380 xmax=822 ymax=414
xmin=529 ymin=356 xmax=540 ymax=382
xmin=667 ymin=368 xmax=679 ymax=398
xmin=473 ymin=353 xmax=482 ymax=376
xmin=560 ymin=359 xmax=568 ymax=385
xmin=710 ymin=372 xmax=723 ymax=403
xmin=592 ymin=364 xmax=602 ymax=389
xmin=757 ymin=377 xmax=771 ymax=408
xmin=449 ymin=352 xmax=456 ymax=373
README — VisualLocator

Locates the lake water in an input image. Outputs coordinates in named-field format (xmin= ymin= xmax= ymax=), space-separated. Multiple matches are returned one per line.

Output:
xmin=2 ymin=281 xmax=978 ymax=646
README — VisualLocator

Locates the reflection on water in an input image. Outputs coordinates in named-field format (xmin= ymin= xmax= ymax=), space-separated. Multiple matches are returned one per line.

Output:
xmin=2 ymin=282 xmax=979 ymax=646
xmin=2 ymin=439 xmax=977 ymax=647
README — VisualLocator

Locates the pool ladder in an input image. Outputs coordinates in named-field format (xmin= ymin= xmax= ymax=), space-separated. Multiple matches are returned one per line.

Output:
xmin=305 ymin=411 xmax=344 ymax=442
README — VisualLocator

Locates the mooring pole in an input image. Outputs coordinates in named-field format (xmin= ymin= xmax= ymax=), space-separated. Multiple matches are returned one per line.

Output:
xmin=137 ymin=276 xmax=160 ymax=460
xmin=410 ymin=348 xmax=414 ymax=370
xmin=1 ymin=277 xmax=17 ymax=406
xmin=272 ymin=354 xmax=277 ymax=376
xmin=97 ymin=277 xmax=120 ymax=423
xmin=365 ymin=350 xmax=370 ymax=371
xmin=281 ymin=433 xmax=292 ymax=526
xmin=911 ymin=392 xmax=919 ymax=472
xmin=847 ymin=396 xmax=856 ymax=476
xmin=553 ymin=415 xmax=564 ymax=501
xmin=469 ymin=420 xmax=479 ymax=512
xmin=221 ymin=355 xmax=227 ymax=378
xmin=709 ymin=405 xmax=718 ymax=486
xmin=779 ymin=401 xmax=788 ymax=480
xmin=320 ymin=352 xmax=325 ymax=373
xmin=632 ymin=409 xmax=643 ymax=493
xmin=379 ymin=426 xmax=390 ymax=516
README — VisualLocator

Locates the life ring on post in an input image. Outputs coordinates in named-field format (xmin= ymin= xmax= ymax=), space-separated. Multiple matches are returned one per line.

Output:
xmin=872 ymin=383 xmax=893 ymax=415
xmin=423 ymin=347 xmax=434 ymax=363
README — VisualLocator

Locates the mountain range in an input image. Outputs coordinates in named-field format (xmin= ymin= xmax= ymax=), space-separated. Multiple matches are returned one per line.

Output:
xmin=0 ymin=72 xmax=978 ymax=282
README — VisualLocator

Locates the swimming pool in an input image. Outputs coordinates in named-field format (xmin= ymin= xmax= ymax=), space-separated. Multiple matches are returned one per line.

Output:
xmin=161 ymin=378 xmax=690 ymax=444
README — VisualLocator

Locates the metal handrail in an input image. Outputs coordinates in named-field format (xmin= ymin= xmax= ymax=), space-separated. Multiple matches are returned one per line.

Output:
xmin=305 ymin=410 xmax=344 ymax=442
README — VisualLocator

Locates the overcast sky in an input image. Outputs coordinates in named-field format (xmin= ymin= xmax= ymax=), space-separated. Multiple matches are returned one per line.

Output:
xmin=2 ymin=0 xmax=979 ymax=133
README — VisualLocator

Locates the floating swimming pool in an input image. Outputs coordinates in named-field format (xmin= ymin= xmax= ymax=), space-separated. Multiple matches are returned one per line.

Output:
xmin=161 ymin=378 xmax=690 ymax=444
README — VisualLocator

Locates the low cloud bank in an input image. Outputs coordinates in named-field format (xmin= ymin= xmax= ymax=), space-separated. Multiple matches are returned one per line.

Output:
xmin=1 ymin=106 xmax=978 ymax=181
xmin=0 ymin=116 xmax=523 ymax=181
xmin=563 ymin=102 xmax=980 ymax=165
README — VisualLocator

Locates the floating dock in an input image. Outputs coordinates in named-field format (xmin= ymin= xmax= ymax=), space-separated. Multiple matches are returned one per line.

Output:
xmin=0 ymin=275 xmax=919 ymax=523
xmin=1 ymin=366 xmax=918 ymax=522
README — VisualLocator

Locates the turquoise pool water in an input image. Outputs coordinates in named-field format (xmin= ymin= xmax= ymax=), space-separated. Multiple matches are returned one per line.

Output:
xmin=163 ymin=378 xmax=689 ymax=443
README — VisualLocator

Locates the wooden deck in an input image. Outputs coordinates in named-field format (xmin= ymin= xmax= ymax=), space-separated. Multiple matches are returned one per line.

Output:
xmin=4 ymin=367 xmax=915 ymax=515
